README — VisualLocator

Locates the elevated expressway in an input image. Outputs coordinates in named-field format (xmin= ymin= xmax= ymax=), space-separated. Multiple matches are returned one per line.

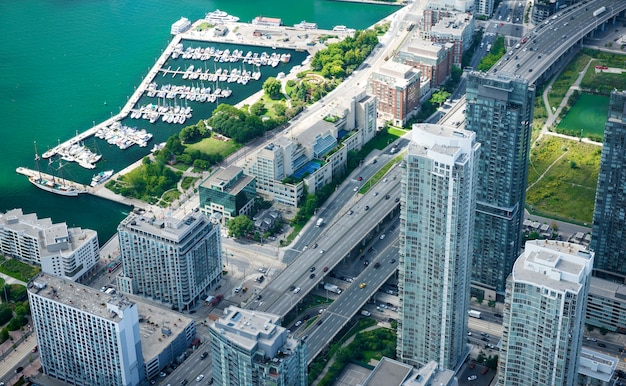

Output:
xmin=244 ymin=156 xmax=407 ymax=362
xmin=491 ymin=0 xmax=626 ymax=84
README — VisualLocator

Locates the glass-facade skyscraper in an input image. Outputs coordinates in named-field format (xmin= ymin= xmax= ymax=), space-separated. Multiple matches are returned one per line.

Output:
xmin=591 ymin=90 xmax=626 ymax=280
xmin=397 ymin=123 xmax=479 ymax=369
xmin=465 ymin=71 xmax=535 ymax=296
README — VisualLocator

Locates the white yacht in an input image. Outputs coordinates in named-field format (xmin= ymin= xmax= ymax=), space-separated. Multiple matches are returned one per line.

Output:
xmin=205 ymin=9 xmax=240 ymax=24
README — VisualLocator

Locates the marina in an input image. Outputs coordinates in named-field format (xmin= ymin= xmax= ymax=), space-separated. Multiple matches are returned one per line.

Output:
xmin=24 ymin=10 xmax=346 ymax=202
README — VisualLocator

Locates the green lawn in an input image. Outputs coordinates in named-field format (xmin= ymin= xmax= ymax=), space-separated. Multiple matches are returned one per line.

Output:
xmin=526 ymin=137 xmax=601 ymax=224
xmin=185 ymin=136 xmax=241 ymax=157
xmin=556 ymin=93 xmax=609 ymax=137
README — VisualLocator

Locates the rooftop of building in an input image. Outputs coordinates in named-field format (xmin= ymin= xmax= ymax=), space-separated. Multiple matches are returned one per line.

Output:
xmin=578 ymin=347 xmax=617 ymax=382
xmin=201 ymin=165 xmax=254 ymax=195
xmin=589 ymin=276 xmax=626 ymax=300
xmin=0 ymin=208 xmax=97 ymax=258
xmin=431 ymin=12 xmax=473 ymax=35
xmin=405 ymin=40 xmax=448 ymax=59
xmin=361 ymin=357 xmax=413 ymax=385
xmin=361 ymin=358 xmax=456 ymax=386
xmin=409 ymin=123 xmax=476 ymax=160
xmin=372 ymin=61 xmax=420 ymax=88
xmin=513 ymin=240 xmax=593 ymax=292
xmin=211 ymin=305 xmax=296 ymax=359
xmin=118 ymin=212 xmax=212 ymax=243
xmin=28 ymin=273 xmax=193 ymax=360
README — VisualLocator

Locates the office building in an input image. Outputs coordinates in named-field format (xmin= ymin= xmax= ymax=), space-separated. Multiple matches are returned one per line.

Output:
xmin=116 ymin=212 xmax=221 ymax=312
xmin=199 ymin=165 xmax=257 ymax=225
xmin=0 ymin=208 xmax=99 ymax=282
xmin=465 ymin=71 xmax=535 ymax=298
xmin=367 ymin=61 xmax=421 ymax=126
xmin=577 ymin=348 xmax=618 ymax=386
xmin=591 ymin=90 xmax=626 ymax=281
xmin=498 ymin=240 xmax=593 ymax=386
xmin=586 ymin=276 xmax=626 ymax=333
xmin=28 ymin=273 xmax=195 ymax=385
xmin=397 ymin=123 xmax=479 ymax=369
xmin=209 ymin=306 xmax=307 ymax=386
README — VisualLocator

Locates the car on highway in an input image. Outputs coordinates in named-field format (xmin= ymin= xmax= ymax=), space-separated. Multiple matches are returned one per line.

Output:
xmin=310 ymin=266 xmax=316 ymax=272
xmin=363 ymin=260 xmax=369 ymax=266
xmin=295 ymin=320 xmax=303 ymax=327
xmin=293 ymin=287 xmax=301 ymax=294
xmin=357 ymin=176 xmax=363 ymax=181
xmin=289 ymin=285 xmax=296 ymax=291
xmin=598 ymin=342 xmax=607 ymax=348
xmin=385 ymin=194 xmax=390 ymax=199
xmin=359 ymin=282 xmax=367 ymax=288
xmin=196 ymin=374 xmax=205 ymax=382
xmin=200 ymin=351 xmax=209 ymax=360
xmin=322 ymin=266 xmax=329 ymax=272
xmin=310 ymin=273 xmax=316 ymax=279
xmin=390 ymin=259 xmax=396 ymax=264
xmin=364 ymin=205 xmax=370 ymax=211
xmin=374 ymin=191 xmax=379 ymax=196
xmin=395 ymin=197 xmax=400 ymax=203
xmin=481 ymin=337 xmax=489 ymax=341
xmin=380 ymin=234 xmax=385 ymax=240
xmin=347 ymin=209 xmax=354 ymax=215
xmin=354 ymin=186 xmax=359 ymax=192
xmin=494 ymin=313 xmax=503 ymax=317
xmin=180 ymin=380 xmax=188 ymax=386
xmin=317 ymin=319 xmax=323 ymax=326
xmin=374 ymin=262 xmax=381 ymax=269
xmin=319 ymin=249 xmax=325 ymax=254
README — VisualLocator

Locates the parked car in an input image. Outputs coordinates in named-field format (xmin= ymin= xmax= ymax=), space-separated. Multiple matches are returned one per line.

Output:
xmin=468 ymin=375 xmax=477 ymax=381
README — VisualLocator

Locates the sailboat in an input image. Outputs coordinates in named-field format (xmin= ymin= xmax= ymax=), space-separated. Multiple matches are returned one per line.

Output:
xmin=28 ymin=142 xmax=84 ymax=197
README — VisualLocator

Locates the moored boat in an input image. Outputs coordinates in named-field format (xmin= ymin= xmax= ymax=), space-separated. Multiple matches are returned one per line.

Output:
xmin=90 ymin=170 xmax=114 ymax=187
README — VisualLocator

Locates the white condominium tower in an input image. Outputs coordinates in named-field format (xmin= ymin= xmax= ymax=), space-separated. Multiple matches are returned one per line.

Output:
xmin=28 ymin=273 xmax=143 ymax=386
xmin=498 ymin=240 xmax=593 ymax=386
xmin=116 ymin=212 xmax=222 ymax=312
xmin=397 ymin=123 xmax=479 ymax=369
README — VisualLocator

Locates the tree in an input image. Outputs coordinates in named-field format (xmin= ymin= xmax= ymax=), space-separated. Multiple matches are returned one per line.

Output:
xmin=431 ymin=90 xmax=451 ymax=107
xmin=227 ymin=215 xmax=254 ymax=238
xmin=262 ymin=77 xmax=282 ymax=99
xmin=550 ymin=221 xmax=559 ymax=232
xmin=250 ymin=101 xmax=265 ymax=116
xmin=273 ymin=103 xmax=287 ymax=117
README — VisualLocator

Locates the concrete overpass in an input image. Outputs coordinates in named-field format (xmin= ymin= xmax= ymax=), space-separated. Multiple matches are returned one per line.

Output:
xmin=492 ymin=0 xmax=626 ymax=84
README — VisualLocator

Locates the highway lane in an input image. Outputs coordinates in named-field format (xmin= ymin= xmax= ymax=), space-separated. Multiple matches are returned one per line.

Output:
xmin=297 ymin=241 xmax=400 ymax=363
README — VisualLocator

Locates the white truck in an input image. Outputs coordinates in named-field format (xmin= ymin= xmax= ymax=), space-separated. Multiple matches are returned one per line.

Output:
xmin=323 ymin=283 xmax=342 ymax=294
xmin=360 ymin=310 xmax=371 ymax=317
xmin=316 ymin=218 xmax=324 ymax=227
xmin=593 ymin=6 xmax=606 ymax=17
xmin=468 ymin=310 xmax=482 ymax=319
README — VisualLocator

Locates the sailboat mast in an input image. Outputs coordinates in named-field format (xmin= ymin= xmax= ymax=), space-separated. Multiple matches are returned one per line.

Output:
xmin=33 ymin=141 xmax=42 ymax=179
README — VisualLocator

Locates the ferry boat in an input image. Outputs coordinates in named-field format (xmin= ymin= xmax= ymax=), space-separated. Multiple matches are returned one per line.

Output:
xmin=294 ymin=21 xmax=318 ymax=30
xmin=205 ymin=9 xmax=240 ymax=24
xmin=90 ymin=170 xmax=114 ymax=187
xmin=332 ymin=25 xmax=355 ymax=33
xmin=171 ymin=17 xmax=191 ymax=35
